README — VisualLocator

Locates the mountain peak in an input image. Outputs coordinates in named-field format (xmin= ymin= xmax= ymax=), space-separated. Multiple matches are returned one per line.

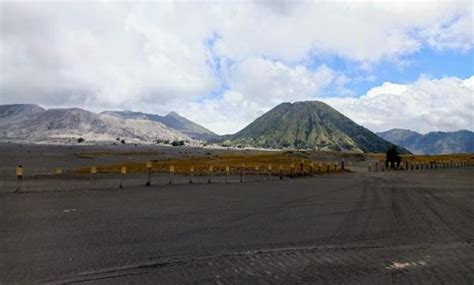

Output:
xmin=101 ymin=109 xmax=218 ymax=140
xmin=165 ymin=111 xmax=182 ymax=118
xmin=228 ymin=100 xmax=402 ymax=153
xmin=0 ymin=105 xmax=191 ymax=143
xmin=0 ymin=104 xmax=45 ymax=120
xmin=378 ymin=128 xmax=474 ymax=154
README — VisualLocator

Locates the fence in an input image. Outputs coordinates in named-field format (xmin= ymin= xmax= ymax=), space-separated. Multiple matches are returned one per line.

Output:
xmin=367 ymin=160 xmax=473 ymax=172
xmin=6 ymin=159 xmax=473 ymax=193
xmin=5 ymin=160 xmax=352 ymax=193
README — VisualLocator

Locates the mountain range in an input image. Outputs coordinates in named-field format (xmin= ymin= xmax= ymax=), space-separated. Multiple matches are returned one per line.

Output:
xmin=221 ymin=101 xmax=402 ymax=153
xmin=377 ymin=128 xmax=474 ymax=154
xmin=1 ymin=102 xmax=470 ymax=154
xmin=0 ymin=104 xmax=194 ymax=143
xmin=101 ymin=110 xmax=218 ymax=141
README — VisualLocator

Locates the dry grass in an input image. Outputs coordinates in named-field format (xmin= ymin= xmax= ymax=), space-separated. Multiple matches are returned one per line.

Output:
xmin=75 ymin=151 xmax=349 ymax=175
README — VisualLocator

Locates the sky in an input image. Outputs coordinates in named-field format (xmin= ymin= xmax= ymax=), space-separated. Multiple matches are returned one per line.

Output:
xmin=0 ymin=0 xmax=473 ymax=135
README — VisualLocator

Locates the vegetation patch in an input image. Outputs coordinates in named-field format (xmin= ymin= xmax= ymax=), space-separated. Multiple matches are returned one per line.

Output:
xmin=74 ymin=151 xmax=350 ymax=175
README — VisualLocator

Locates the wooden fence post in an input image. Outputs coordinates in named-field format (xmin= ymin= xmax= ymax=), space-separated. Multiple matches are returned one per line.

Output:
xmin=225 ymin=166 xmax=230 ymax=183
xmin=120 ymin=166 xmax=126 ymax=188
xmin=146 ymin=161 xmax=152 ymax=186
xmin=90 ymin=166 xmax=97 ymax=188
xmin=15 ymin=165 xmax=23 ymax=193
xmin=208 ymin=165 xmax=213 ymax=184
xmin=56 ymin=167 xmax=63 ymax=190
xmin=169 ymin=165 xmax=174 ymax=184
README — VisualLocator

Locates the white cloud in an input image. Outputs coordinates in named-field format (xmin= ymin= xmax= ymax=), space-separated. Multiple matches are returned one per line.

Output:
xmin=228 ymin=58 xmax=337 ymax=106
xmin=324 ymin=76 xmax=474 ymax=134
xmin=0 ymin=1 xmax=218 ymax=109
xmin=0 ymin=1 xmax=473 ymax=134
xmin=171 ymin=59 xmax=341 ymax=134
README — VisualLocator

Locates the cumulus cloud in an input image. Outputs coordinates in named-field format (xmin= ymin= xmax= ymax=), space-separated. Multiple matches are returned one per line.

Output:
xmin=0 ymin=1 xmax=472 ymax=134
xmin=0 ymin=1 xmax=218 ymax=109
xmin=171 ymin=59 xmax=342 ymax=134
xmin=134 ymin=57 xmax=341 ymax=134
xmin=324 ymin=76 xmax=474 ymax=134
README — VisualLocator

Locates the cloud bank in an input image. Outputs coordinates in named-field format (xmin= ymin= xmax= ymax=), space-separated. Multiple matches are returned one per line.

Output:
xmin=325 ymin=76 xmax=474 ymax=134
xmin=0 ymin=0 xmax=472 ymax=134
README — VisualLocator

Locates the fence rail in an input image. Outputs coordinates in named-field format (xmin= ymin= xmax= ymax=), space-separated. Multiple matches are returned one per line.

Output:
xmin=4 ymin=159 xmax=472 ymax=193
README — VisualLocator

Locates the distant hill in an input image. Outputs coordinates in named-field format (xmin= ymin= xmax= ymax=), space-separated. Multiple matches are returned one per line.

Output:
xmin=0 ymin=104 xmax=191 ymax=143
xmin=102 ymin=110 xmax=218 ymax=141
xmin=377 ymin=129 xmax=474 ymax=154
xmin=224 ymin=101 xmax=404 ymax=153
xmin=0 ymin=104 xmax=45 ymax=124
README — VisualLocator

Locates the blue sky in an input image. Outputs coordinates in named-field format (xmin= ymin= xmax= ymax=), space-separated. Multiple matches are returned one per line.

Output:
xmin=306 ymin=47 xmax=474 ymax=98
xmin=1 ymin=1 xmax=473 ymax=134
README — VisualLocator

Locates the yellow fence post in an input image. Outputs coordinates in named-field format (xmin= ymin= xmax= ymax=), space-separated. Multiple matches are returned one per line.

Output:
xmin=146 ymin=161 xmax=152 ymax=186
xmin=267 ymin=164 xmax=272 ymax=181
xmin=208 ymin=165 xmax=213 ymax=184
xmin=15 ymin=165 xmax=23 ymax=193
xmin=189 ymin=166 xmax=194 ymax=184
xmin=120 ymin=166 xmax=126 ymax=189
xmin=56 ymin=167 xmax=63 ymax=190
xmin=90 ymin=166 xmax=97 ymax=188
xmin=169 ymin=165 xmax=174 ymax=184
xmin=290 ymin=163 xmax=295 ymax=178
xmin=225 ymin=166 xmax=230 ymax=183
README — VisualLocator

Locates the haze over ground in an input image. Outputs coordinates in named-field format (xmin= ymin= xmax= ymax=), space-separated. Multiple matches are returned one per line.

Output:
xmin=1 ymin=1 xmax=473 ymax=134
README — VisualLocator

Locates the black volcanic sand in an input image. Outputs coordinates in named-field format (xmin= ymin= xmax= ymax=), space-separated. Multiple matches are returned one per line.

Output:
xmin=0 ymin=143 xmax=473 ymax=283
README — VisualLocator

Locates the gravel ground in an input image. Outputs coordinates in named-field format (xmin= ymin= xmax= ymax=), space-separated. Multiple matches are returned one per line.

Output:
xmin=0 ymin=143 xmax=473 ymax=284
xmin=1 ymin=167 xmax=473 ymax=284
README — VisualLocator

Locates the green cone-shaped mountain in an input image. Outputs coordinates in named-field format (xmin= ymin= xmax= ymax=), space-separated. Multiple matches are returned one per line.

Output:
xmin=227 ymin=101 xmax=399 ymax=153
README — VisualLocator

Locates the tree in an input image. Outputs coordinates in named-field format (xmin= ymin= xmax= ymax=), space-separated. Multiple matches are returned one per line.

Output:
xmin=171 ymin=140 xmax=185 ymax=146
xmin=77 ymin=137 xmax=85 ymax=143
xmin=386 ymin=145 xmax=401 ymax=169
